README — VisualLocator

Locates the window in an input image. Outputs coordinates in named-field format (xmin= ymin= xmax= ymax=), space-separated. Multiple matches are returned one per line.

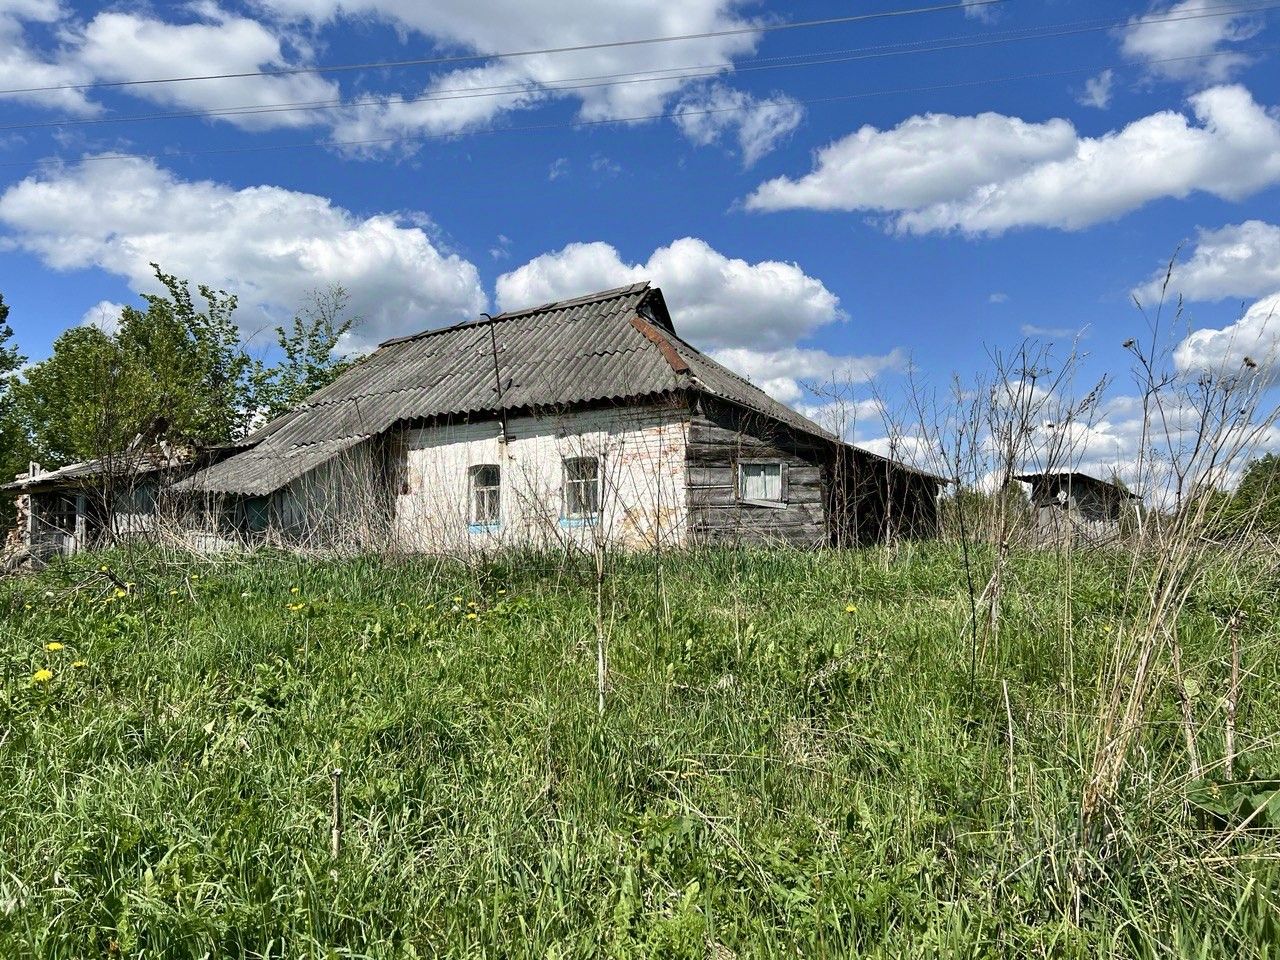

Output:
xmin=738 ymin=461 xmax=785 ymax=505
xmin=469 ymin=464 xmax=501 ymax=526
xmin=562 ymin=456 xmax=600 ymax=519
xmin=36 ymin=493 xmax=77 ymax=534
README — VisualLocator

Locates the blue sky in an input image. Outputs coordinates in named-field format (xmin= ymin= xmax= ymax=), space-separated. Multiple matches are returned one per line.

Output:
xmin=1 ymin=0 xmax=1278 ymax=475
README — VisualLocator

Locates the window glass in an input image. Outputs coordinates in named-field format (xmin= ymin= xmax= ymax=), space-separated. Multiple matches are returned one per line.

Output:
xmin=470 ymin=463 xmax=501 ymax=525
xmin=740 ymin=462 xmax=783 ymax=502
xmin=563 ymin=457 xmax=600 ymax=518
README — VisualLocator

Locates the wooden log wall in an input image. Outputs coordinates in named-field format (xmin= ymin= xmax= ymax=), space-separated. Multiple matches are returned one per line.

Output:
xmin=685 ymin=400 xmax=830 ymax=547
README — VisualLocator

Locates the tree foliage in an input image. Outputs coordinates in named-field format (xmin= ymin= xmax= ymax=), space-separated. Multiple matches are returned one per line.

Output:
xmin=0 ymin=270 xmax=363 ymax=490
xmin=254 ymin=284 xmax=360 ymax=424
xmin=1209 ymin=454 xmax=1280 ymax=539
xmin=5 ymin=265 xmax=257 ymax=470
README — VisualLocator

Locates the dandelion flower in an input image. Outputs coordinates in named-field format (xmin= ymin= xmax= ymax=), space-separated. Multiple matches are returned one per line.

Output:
xmin=287 ymin=602 xmax=306 ymax=612
xmin=32 ymin=668 xmax=53 ymax=683
xmin=114 ymin=588 xmax=128 ymax=598
xmin=467 ymin=601 xmax=478 ymax=608
xmin=44 ymin=642 xmax=65 ymax=651
xmin=845 ymin=604 xmax=857 ymax=614
xmin=452 ymin=596 xmax=462 ymax=603
xmin=290 ymin=587 xmax=300 ymax=594
xmin=71 ymin=660 xmax=87 ymax=669
xmin=466 ymin=612 xmax=479 ymax=620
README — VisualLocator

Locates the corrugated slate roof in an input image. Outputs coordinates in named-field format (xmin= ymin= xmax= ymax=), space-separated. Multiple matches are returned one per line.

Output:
xmin=180 ymin=282 xmax=848 ymax=495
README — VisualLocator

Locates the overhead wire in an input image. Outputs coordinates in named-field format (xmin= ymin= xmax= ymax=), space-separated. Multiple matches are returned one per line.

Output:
xmin=0 ymin=0 xmax=1011 ymax=96
xmin=1 ymin=0 xmax=1276 ymax=133
xmin=3 ymin=43 xmax=1275 ymax=171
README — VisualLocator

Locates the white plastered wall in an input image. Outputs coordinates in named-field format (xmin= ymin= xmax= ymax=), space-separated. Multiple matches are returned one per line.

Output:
xmin=394 ymin=404 xmax=689 ymax=554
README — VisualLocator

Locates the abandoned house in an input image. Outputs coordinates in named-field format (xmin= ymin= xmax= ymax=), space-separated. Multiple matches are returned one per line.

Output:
xmin=5 ymin=441 xmax=204 ymax=559
xmin=1017 ymin=471 xmax=1141 ymax=545
xmin=9 ymin=283 xmax=943 ymax=555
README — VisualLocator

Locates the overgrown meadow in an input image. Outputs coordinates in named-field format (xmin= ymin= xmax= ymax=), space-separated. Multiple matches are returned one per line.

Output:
xmin=1 ymin=545 xmax=1277 ymax=958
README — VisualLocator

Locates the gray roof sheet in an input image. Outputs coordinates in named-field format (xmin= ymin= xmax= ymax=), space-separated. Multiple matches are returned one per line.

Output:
xmin=180 ymin=282 xmax=873 ymax=495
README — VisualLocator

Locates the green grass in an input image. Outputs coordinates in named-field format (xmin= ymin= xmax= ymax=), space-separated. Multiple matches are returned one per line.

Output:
xmin=0 ymin=545 xmax=1276 ymax=958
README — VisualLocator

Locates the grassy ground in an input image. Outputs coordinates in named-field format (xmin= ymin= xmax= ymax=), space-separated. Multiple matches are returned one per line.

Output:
xmin=0 ymin=544 xmax=1276 ymax=958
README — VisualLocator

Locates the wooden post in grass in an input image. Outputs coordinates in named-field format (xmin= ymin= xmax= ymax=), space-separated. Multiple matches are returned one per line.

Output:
xmin=330 ymin=768 xmax=343 ymax=860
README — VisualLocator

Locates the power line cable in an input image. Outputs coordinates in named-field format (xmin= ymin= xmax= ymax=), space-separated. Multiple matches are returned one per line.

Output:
xmin=2 ymin=0 xmax=1275 ymax=133
xmin=4 ymin=43 xmax=1274 ymax=171
xmin=0 ymin=0 xmax=1011 ymax=97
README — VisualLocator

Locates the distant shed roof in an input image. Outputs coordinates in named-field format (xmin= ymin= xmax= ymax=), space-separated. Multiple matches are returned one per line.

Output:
xmin=1016 ymin=471 xmax=1141 ymax=498
xmin=179 ymin=282 xmax=917 ymax=496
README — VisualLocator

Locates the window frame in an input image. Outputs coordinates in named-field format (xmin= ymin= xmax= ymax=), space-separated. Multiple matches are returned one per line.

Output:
xmin=468 ymin=462 xmax=502 ymax=530
xmin=736 ymin=459 xmax=788 ymax=508
xmin=561 ymin=455 xmax=601 ymax=523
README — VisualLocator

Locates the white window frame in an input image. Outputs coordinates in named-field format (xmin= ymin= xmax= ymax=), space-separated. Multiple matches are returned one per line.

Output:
xmin=469 ymin=463 xmax=501 ymax=527
xmin=737 ymin=459 xmax=787 ymax=508
xmin=562 ymin=456 xmax=601 ymax=521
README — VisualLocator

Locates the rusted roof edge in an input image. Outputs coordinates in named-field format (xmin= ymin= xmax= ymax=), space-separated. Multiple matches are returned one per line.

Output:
xmin=629 ymin=314 xmax=690 ymax=375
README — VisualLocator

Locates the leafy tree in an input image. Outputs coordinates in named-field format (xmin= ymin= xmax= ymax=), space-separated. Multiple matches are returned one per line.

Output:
xmin=0 ymin=293 xmax=29 ymax=526
xmin=114 ymin=264 xmax=256 ymax=444
xmin=9 ymin=265 xmax=259 ymax=468
xmin=1210 ymin=454 xmax=1280 ymax=539
xmin=9 ymin=325 xmax=119 ymax=468
xmin=254 ymin=284 xmax=361 ymax=423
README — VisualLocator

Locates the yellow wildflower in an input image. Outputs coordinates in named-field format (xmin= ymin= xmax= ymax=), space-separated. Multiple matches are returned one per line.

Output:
xmin=287 ymin=602 xmax=306 ymax=612
xmin=71 ymin=660 xmax=87 ymax=669
xmin=845 ymin=604 xmax=857 ymax=614
xmin=452 ymin=596 xmax=462 ymax=603
xmin=114 ymin=588 xmax=129 ymax=599
xmin=44 ymin=642 xmax=65 ymax=651
xmin=467 ymin=601 xmax=478 ymax=608
xmin=290 ymin=587 xmax=300 ymax=594
xmin=466 ymin=612 xmax=478 ymax=620
xmin=168 ymin=589 xmax=179 ymax=596
xmin=32 ymin=668 xmax=53 ymax=683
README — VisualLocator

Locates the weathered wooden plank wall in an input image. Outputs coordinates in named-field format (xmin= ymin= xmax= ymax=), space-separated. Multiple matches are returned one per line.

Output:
xmin=685 ymin=399 xmax=830 ymax=547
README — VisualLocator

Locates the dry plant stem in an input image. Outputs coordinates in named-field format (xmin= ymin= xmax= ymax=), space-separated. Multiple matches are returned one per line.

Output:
xmin=595 ymin=554 xmax=607 ymax=716
xmin=1002 ymin=679 xmax=1016 ymax=820
xmin=330 ymin=768 xmax=343 ymax=861
xmin=1169 ymin=622 xmax=1201 ymax=781
xmin=1226 ymin=612 xmax=1241 ymax=776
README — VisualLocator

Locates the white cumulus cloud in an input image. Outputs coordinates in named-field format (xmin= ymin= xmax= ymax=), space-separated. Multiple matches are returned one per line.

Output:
xmin=712 ymin=346 xmax=905 ymax=406
xmin=1121 ymin=0 xmax=1264 ymax=84
xmin=251 ymin=0 xmax=763 ymax=145
xmin=495 ymin=237 xmax=843 ymax=352
xmin=674 ymin=84 xmax=804 ymax=166
xmin=746 ymin=85 xmax=1280 ymax=237
xmin=1136 ymin=220 xmax=1280 ymax=304
xmin=1078 ymin=69 xmax=1114 ymax=110
xmin=1174 ymin=293 xmax=1280 ymax=375
xmin=0 ymin=157 xmax=486 ymax=349
xmin=68 ymin=8 xmax=340 ymax=131
xmin=0 ymin=0 xmax=97 ymax=115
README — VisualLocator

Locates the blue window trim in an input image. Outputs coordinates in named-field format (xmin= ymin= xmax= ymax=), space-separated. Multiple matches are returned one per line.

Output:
xmin=558 ymin=515 xmax=599 ymax=529
xmin=468 ymin=521 xmax=502 ymax=534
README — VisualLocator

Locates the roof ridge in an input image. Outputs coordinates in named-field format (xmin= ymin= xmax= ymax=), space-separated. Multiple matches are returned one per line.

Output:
xmin=378 ymin=281 xmax=652 ymax=348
